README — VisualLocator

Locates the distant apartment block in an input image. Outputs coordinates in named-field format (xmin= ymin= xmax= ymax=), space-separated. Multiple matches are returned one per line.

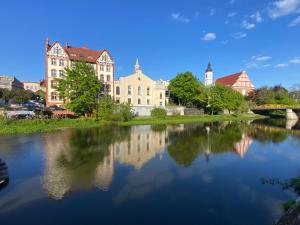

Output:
xmin=0 ymin=75 xmax=24 ymax=91
xmin=22 ymin=80 xmax=46 ymax=92
xmin=45 ymin=38 xmax=114 ymax=106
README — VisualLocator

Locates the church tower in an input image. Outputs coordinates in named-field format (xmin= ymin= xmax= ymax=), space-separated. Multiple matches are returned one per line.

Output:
xmin=204 ymin=61 xmax=213 ymax=86
xmin=135 ymin=58 xmax=141 ymax=73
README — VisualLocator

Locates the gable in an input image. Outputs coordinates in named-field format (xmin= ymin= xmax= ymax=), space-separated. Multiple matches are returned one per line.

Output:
xmin=97 ymin=50 xmax=114 ymax=64
xmin=47 ymin=42 xmax=68 ymax=58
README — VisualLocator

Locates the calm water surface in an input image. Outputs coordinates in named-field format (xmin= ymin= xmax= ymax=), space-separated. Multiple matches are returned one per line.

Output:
xmin=1 ymin=120 xmax=300 ymax=225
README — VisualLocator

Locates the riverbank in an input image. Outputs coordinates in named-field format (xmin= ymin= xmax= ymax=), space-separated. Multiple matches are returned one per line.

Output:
xmin=0 ymin=114 xmax=264 ymax=135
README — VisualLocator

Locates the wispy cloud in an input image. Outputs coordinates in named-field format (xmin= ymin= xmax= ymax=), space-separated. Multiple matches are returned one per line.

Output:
xmin=228 ymin=12 xmax=237 ymax=17
xmin=246 ymin=55 xmax=272 ymax=68
xmin=241 ymin=20 xmax=256 ymax=29
xmin=250 ymin=11 xmax=263 ymax=23
xmin=268 ymin=0 xmax=300 ymax=19
xmin=233 ymin=32 xmax=247 ymax=39
xmin=202 ymin=33 xmax=216 ymax=41
xmin=289 ymin=15 xmax=300 ymax=26
xmin=209 ymin=8 xmax=216 ymax=16
xmin=171 ymin=13 xmax=190 ymax=24
xmin=290 ymin=56 xmax=300 ymax=63
xmin=276 ymin=63 xmax=289 ymax=67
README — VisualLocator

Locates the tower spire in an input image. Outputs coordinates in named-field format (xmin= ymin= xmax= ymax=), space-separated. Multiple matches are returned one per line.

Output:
xmin=135 ymin=58 xmax=141 ymax=72
xmin=204 ymin=61 xmax=213 ymax=86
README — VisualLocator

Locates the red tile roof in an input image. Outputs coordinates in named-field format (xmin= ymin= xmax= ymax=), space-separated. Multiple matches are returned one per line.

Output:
xmin=63 ymin=46 xmax=104 ymax=63
xmin=215 ymin=72 xmax=242 ymax=86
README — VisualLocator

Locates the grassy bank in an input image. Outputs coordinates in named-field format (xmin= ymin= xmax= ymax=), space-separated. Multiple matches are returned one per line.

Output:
xmin=0 ymin=114 xmax=264 ymax=136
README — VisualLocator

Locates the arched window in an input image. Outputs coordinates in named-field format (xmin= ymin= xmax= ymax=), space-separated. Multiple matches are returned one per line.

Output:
xmin=51 ymin=92 xmax=57 ymax=100
xmin=147 ymin=87 xmax=150 ymax=96
xmin=116 ymin=86 xmax=120 ymax=95
xmin=128 ymin=85 xmax=132 ymax=95
xmin=138 ymin=86 xmax=141 ymax=96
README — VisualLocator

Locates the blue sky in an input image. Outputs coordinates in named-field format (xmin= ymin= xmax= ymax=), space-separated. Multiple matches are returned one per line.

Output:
xmin=0 ymin=0 xmax=299 ymax=88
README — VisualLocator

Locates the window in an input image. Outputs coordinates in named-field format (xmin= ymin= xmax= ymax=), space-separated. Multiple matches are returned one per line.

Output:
xmin=100 ymin=65 xmax=104 ymax=71
xmin=51 ymin=80 xmax=58 ymax=88
xmin=106 ymin=75 xmax=110 ymax=82
xmin=160 ymin=102 xmax=163 ymax=106
xmin=59 ymin=70 xmax=65 ymax=77
xmin=128 ymin=98 xmax=131 ymax=104
xmin=147 ymin=99 xmax=150 ymax=105
xmin=160 ymin=92 xmax=163 ymax=99
xmin=59 ymin=59 xmax=64 ymax=66
xmin=100 ymin=74 xmax=104 ymax=82
xmin=138 ymin=98 xmax=141 ymax=104
xmin=116 ymin=99 xmax=120 ymax=103
xmin=116 ymin=86 xmax=120 ymax=95
xmin=147 ymin=87 xmax=150 ymax=96
xmin=106 ymin=84 xmax=111 ymax=92
xmin=51 ymin=69 xmax=57 ymax=77
xmin=128 ymin=85 xmax=132 ymax=95
xmin=51 ymin=92 xmax=57 ymax=100
xmin=51 ymin=58 xmax=56 ymax=65
xmin=138 ymin=86 xmax=141 ymax=96
xmin=106 ymin=66 xmax=110 ymax=72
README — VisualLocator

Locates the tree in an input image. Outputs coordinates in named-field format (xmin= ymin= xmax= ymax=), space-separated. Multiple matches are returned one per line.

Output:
xmin=0 ymin=89 xmax=13 ymax=104
xmin=57 ymin=61 xmax=102 ymax=116
xmin=168 ymin=72 xmax=204 ymax=106
xmin=208 ymin=84 xmax=244 ymax=114
xmin=13 ymin=89 xmax=32 ymax=103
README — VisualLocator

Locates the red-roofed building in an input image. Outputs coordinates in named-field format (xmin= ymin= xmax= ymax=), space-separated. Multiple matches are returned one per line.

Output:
xmin=204 ymin=62 xmax=255 ymax=96
xmin=45 ymin=38 xmax=114 ymax=107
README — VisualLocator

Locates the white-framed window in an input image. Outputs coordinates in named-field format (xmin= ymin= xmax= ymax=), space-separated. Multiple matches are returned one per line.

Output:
xmin=51 ymin=92 xmax=57 ymax=100
xmin=138 ymin=86 xmax=141 ymax=96
xmin=106 ymin=75 xmax=110 ymax=82
xmin=59 ymin=70 xmax=65 ymax=77
xmin=147 ymin=87 xmax=150 ymax=96
xmin=128 ymin=98 xmax=131 ymax=104
xmin=160 ymin=92 xmax=163 ymax=99
xmin=116 ymin=86 xmax=120 ymax=95
xmin=100 ymin=74 xmax=104 ymax=82
xmin=138 ymin=98 xmax=141 ymax=105
xmin=51 ymin=58 xmax=56 ymax=65
xmin=51 ymin=69 xmax=57 ymax=77
xmin=100 ymin=65 xmax=104 ymax=71
xmin=147 ymin=99 xmax=150 ymax=105
xmin=59 ymin=59 xmax=64 ymax=66
xmin=128 ymin=85 xmax=132 ymax=95
xmin=160 ymin=102 xmax=163 ymax=106
xmin=51 ymin=80 xmax=58 ymax=88
xmin=106 ymin=66 xmax=110 ymax=72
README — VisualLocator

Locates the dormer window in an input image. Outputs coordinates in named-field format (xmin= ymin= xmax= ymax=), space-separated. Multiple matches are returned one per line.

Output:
xmin=70 ymin=53 xmax=76 ymax=57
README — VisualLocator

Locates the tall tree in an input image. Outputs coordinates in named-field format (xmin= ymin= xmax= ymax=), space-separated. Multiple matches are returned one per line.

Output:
xmin=57 ymin=61 xmax=102 ymax=116
xmin=168 ymin=71 xmax=205 ymax=106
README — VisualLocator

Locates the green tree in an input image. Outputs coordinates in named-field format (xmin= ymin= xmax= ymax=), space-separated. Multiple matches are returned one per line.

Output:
xmin=0 ymin=89 xmax=13 ymax=104
xmin=168 ymin=72 xmax=204 ymax=106
xmin=57 ymin=61 xmax=102 ymax=116
xmin=13 ymin=89 xmax=32 ymax=103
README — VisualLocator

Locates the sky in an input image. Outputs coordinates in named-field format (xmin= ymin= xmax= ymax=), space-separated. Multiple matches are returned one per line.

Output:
xmin=0 ymin=0 xmax=299 ymax=88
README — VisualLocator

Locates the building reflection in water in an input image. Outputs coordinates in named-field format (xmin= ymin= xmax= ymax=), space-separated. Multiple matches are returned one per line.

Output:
xmin=43 ymin=123 xmax=253 ymax=199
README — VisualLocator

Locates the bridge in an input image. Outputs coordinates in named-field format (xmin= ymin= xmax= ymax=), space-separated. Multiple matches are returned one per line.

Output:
xmin=250 ymin=105 xmax=300 ymax=120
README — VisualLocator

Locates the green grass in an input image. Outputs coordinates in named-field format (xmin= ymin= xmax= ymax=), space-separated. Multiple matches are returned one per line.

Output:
xmin=0 ymin=114 xmax=264 ymax=136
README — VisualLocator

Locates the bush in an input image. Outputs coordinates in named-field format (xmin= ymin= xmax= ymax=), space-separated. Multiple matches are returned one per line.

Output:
xmin=151 ymin=108 xmax=167 ymax=119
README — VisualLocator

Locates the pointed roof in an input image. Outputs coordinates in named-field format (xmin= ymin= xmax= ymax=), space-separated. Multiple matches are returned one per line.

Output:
xmin=206 ymin=62 xmax=213 ymax=72
xmin=135 ymin=58 xmax=141 ymax=72
xmin=215 ymin=72 xmax=242 ymax=86
xmin=63 ymin=46 xmax=105 ymax=63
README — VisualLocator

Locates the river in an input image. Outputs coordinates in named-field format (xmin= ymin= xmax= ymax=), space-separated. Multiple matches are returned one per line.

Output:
xmin=0 ymin=119 xmax=300 ymax=225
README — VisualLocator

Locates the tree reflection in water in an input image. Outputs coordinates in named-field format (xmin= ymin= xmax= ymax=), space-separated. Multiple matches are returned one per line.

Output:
xmin=43 ymin=121 xmax=294 ymax=200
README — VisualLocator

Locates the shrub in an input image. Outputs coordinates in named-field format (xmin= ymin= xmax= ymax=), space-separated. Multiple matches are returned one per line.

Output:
xmin=151 ymin=108 xmax=167 ymax=119
xmin=118 ymin=103 xmax=133 ymax=122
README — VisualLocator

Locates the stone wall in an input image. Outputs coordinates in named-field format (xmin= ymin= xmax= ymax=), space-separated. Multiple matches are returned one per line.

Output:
xmin=184 ymin=108 xmax=204 ymax=115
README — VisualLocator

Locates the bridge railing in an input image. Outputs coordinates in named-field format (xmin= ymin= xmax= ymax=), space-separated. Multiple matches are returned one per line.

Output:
xmin=251 ymin=104 xmax=300 ymax=110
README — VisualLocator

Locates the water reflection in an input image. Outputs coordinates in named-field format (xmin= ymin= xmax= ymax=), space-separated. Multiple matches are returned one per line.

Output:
xmin=41 ymin=122 xmax=282 ymax=199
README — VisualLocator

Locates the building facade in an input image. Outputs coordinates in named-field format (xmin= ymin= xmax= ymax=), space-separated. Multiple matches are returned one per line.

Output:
xmin=22 ymin=81 xmax=45 ymax=92
xmin=114 ymin=60 xmax=167 ymax=116
xmin=45 ymin=38 xmax=114 ymax=107
xmin=0 ymin=75 xmax=23 ymax=91
xmin=204 ymin=62 xmax=255 ymax=96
